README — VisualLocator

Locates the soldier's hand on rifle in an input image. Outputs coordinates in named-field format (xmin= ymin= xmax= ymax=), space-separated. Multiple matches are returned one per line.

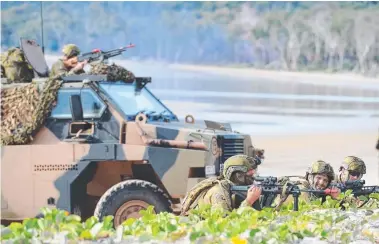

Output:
xmin=330 ymin=186 xmax=341 ymax=199
xmin=246 ymin=185 xmax=262 ymax=206
xmin=73 ymin=59 xmax=87 ymax=71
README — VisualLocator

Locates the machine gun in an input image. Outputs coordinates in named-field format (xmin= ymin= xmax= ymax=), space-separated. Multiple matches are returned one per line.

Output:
xmin=231 ymin=180 xmax=338 ymax=211
xmin=77 ymin=44 xmax=136 ymax=64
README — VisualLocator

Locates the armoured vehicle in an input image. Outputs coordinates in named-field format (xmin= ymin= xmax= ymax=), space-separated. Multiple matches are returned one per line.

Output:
xmin=1 ymin=39 xmax=264 ymax=227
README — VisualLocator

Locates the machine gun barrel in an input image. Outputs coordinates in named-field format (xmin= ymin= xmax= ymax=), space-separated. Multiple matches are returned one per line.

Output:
xmin=77 ymin=44 xmax=135 ymax=63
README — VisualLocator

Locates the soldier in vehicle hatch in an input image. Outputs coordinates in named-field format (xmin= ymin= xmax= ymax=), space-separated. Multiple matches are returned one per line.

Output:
xmin=50 ymin=44 xmax=87 ymax=77
xmin=180 ymin=154 xmax=263 ymax=215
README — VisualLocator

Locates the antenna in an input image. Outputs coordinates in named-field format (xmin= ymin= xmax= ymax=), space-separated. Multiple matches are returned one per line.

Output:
xmin=40 ymin=1 xmax=45 ymax=54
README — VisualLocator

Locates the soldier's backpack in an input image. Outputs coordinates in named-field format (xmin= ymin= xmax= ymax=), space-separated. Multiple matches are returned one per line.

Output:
xmin=180 ymin=178 xmax=222 ymax=216
xmin=0 ymin=47 xmax=34 ymax=83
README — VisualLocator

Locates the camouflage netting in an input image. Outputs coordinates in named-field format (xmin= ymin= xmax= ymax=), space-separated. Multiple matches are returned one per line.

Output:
xmin=1 ymin=63 xmax=135 ymax=145
xmin=89 ymin=63 xmax=135 ymax=83
xmin=1 ymin=77 xmax=63 ymax=145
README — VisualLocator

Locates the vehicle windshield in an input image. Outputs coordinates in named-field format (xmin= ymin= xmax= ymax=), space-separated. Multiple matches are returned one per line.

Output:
xmin=98 ymin=82 xmax=176 ymax=120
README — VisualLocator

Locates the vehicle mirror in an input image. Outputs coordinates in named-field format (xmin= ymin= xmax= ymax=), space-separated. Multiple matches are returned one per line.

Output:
xmin=69 ymin=94 xmax=84 ymax=121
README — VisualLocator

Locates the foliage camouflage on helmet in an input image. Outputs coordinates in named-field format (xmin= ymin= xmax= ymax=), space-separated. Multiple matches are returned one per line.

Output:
xmin=341 ymin=156 xmax=366 ymax=174
xmin=89 ymin=63 xmax=135 ymax=83
xmin=307 ymin=160 xmax=335 ymax=181
xmin=0 ymin=47 xmax=34 ymax=83
xmin=223 ymin=154 xmax=259 ymax=180
xmin=62 ymin=44 xmax=80 ymax=58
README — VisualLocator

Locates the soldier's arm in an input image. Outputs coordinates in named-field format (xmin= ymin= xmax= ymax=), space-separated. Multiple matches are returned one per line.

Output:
xmin=210 ymin=192 xmax=233 ymax=212
xmin=50 ymin=61 xmax=69 ymax=77
xmin=69 ymin=66 xmax=85 ymax=75
xmin=239 ymin=199 xmax=253 ymax=208
xmin=69 ymin=59 xmax=87 ymax=74
xmin=272 ymin=190 xmax=312 ymax=210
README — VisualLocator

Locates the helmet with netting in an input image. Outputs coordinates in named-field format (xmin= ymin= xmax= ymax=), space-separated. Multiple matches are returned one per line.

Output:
xmin=62 ymin=44 xmax=80 ymax=58
xmin=340 ymin=156 xmax=366 ymax=174
xmin=307 ymin=160 xmax=335 ymax=181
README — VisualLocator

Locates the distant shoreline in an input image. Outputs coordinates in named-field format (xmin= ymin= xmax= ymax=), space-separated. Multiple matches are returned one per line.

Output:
xmin=168 ymin=63 xmax=379 ymax=85
xmin=43 ymin=54 xmax=379 ymax=86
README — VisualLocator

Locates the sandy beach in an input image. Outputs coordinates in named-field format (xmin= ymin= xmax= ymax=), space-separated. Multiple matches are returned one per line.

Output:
xmin=251 ymin=131 xmax=379 ymax=186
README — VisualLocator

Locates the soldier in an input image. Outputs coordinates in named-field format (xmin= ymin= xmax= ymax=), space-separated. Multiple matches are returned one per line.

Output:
xmin=334 ymin=156 xmax=377 ymax=209
xmin=272 ymin=160 xmax=340 ymax=209
xmin=49 ymin=44 xmax=87 ymax=77
xmin=334 ymin=156 xmax=366 ymax=184
xmin=180 ymin=154 xmax=262 ymax=216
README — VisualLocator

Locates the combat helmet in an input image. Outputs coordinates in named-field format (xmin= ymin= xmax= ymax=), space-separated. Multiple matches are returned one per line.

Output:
xmin=222 ymin=154 xmax=261 ymax=180
xmin=340 ymin=156 xmax=366 ymax=175
xmin=306 ymin=160 xmax=335 ymax=181
xmin=62 ymin=44 xmax=80 ymax=58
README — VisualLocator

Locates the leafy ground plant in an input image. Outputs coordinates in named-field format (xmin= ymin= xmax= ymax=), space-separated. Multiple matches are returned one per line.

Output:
xmin=1 ymin=192 xmax=379 ymax=243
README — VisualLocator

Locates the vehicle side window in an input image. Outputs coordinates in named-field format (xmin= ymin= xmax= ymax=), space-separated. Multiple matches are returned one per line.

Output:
xmin=50 ymin=88 xmax=106 ymax=119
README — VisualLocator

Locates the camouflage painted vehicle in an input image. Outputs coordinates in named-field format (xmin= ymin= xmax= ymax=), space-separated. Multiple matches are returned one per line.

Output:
xmin=1 ymin=39 xmax=264 ymax=227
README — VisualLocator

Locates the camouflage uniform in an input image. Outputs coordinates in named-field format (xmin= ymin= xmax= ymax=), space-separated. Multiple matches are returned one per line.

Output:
xmin=180 ymin=155 xmax=261 ymax=215
xmin=49 ymin=44 xmax=85 ymax=78
xmin=272 ymin=160 xmax=335 ymax=209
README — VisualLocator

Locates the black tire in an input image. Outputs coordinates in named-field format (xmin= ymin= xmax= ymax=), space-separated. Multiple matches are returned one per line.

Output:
xmin=94 ymin=179 xmax=172 ymax=226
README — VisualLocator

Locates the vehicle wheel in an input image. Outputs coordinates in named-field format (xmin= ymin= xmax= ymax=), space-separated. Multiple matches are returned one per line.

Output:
xmin=94 ymin=179 xmax=172 ymax=227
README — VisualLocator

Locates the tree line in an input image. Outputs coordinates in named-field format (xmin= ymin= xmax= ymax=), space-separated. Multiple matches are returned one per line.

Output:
xmin=1 ymin=1 xmax=379 ymax=76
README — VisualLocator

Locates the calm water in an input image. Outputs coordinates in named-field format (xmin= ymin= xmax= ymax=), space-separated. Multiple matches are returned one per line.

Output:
xmin=46 ymin=56 xmax=379 ymax=135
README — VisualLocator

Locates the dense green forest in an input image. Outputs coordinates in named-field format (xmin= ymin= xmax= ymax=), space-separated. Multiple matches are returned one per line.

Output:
xmin=1 ymin=1 xmax=379 ymax=76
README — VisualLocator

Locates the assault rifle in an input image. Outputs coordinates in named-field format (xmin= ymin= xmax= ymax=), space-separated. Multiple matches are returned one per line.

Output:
xmin=330 ymin=180 xmax=365 ymax=191
xmin=331 ymin=180 xmax=379 ymax=197
xmin=77 ymin=44 xmax=136 ymax=64
xmin=231 ymin=178 xmax=338 ymax=211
